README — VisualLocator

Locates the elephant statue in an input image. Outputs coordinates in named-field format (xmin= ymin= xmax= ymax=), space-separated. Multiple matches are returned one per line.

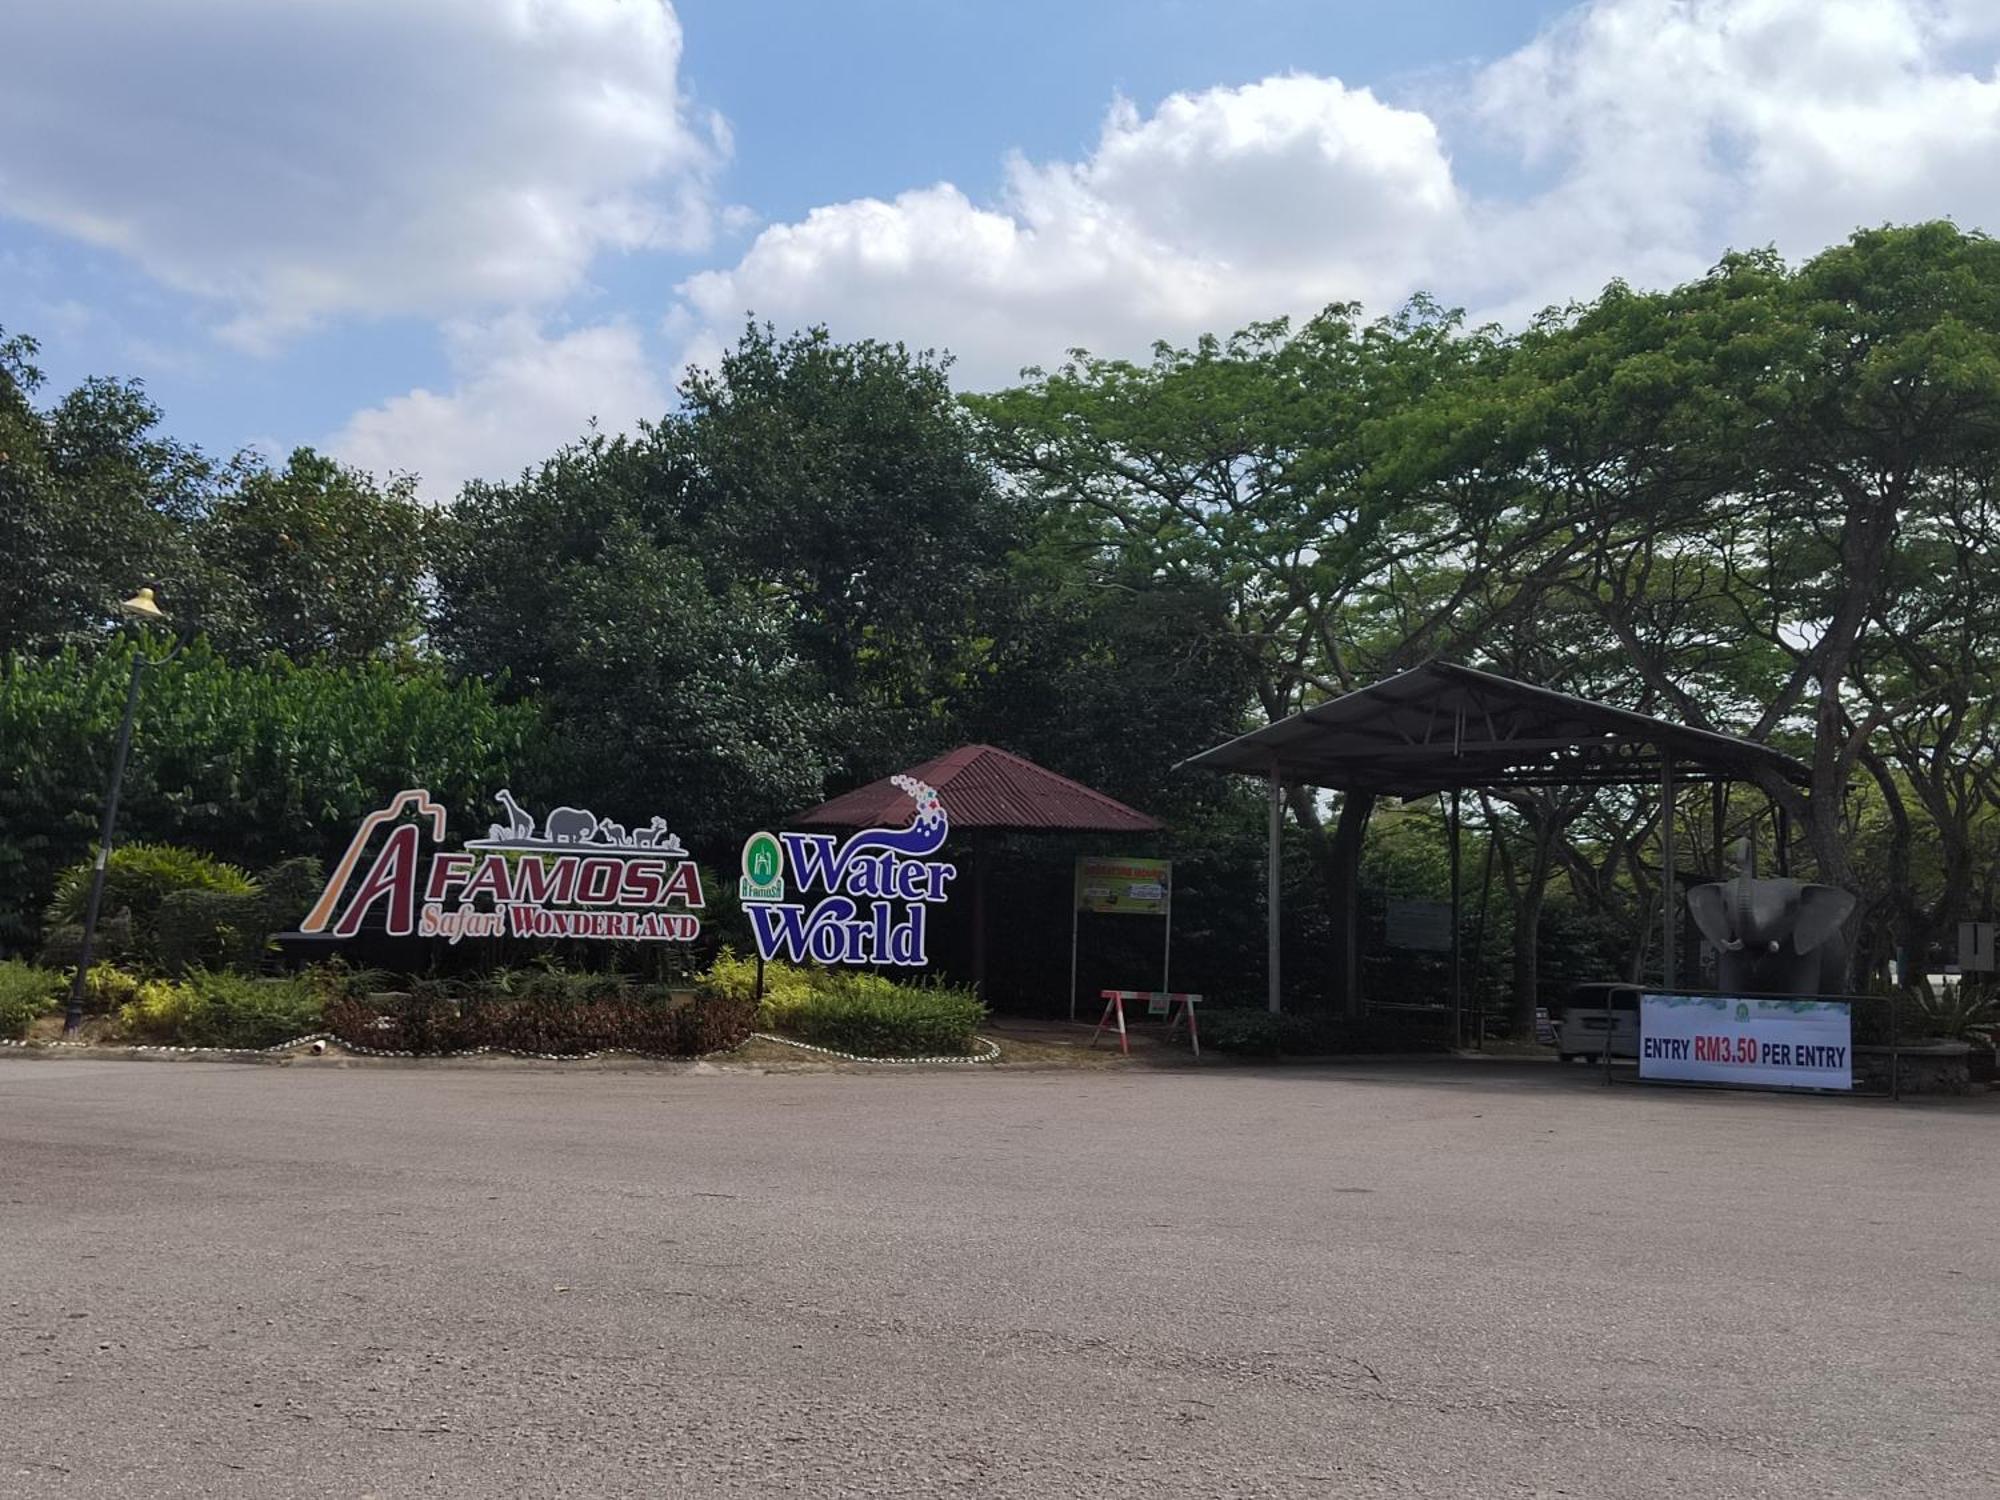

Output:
xmin=1685 ymin=845 xmax=1855 ymax=997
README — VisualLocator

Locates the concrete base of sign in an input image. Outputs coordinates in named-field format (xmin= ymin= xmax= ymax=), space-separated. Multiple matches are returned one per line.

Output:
xmin=1855 ymin=1042 xmax=1975 ymax=1096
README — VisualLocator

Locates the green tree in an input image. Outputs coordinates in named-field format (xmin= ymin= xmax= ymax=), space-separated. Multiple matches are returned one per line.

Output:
xmin=1539 ymin=224 xmax=2000 ymax=983
xmin=971 ymin=304 xmax=1581 ymax=1011
xmin=0 ymin=328 xmax=212 ymax=656
xmin=679 ymin=323 xmax=1019 ymax=770
xmin=435 ymin=324 xmax=1024 ymax=839
xmin=189 ymin=448 xmax=431 ymax=662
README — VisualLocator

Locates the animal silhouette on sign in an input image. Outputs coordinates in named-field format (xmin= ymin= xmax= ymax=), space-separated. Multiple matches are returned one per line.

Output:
xmin=634 ymin=816 xmax=671 ymax=848
xmin=598 ymin=820 xmax=627 ymax=845
xmin=544 ymin=806 xmax=599 ymax=845
xmin=489 ymin=788 xmax=536 ymax=844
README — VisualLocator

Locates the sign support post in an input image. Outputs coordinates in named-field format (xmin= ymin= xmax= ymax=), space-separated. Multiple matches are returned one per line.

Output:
xmin=1069 ymin=900 xmax=1081 ymax=1021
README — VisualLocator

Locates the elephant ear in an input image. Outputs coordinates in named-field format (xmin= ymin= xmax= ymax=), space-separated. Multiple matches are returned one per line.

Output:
xmin=1686 ymin=884 xmax=1736 ymax=947
xmin=1792 ymin=886 xmax=1856 ymax=954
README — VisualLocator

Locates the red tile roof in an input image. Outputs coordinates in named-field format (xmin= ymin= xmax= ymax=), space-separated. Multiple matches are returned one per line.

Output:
xmin=789 ymin=745 xmax=1164 ymax=833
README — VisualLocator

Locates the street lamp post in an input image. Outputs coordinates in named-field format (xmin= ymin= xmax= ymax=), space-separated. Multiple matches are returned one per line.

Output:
xmin=64 ymin=589 xmax=176 ymax=1035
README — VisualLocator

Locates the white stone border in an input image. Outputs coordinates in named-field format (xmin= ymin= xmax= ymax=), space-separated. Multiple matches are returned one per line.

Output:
xmin=0 ymin=1030 xmax=1001 ymax=1067
xmin=747 ymin=1032 xmax=1001 ymax=1066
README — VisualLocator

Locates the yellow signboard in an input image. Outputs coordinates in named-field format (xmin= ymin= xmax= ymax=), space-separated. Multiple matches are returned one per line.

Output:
xmin=1074 ymin=856 xmax=1171 ymax=916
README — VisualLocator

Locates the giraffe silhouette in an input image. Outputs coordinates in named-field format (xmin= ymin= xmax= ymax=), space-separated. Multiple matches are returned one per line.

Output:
xmin=493 ymin=788 xmax=536 ymax=842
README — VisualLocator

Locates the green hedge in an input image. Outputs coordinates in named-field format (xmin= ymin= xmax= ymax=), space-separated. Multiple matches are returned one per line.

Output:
xmin=0 ymin=641 xmax=540 ymax=952
xmin=786 ymin=972 xmax=986 ymax=1057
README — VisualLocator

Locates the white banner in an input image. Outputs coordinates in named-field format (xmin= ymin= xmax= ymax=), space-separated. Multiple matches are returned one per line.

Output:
xmin=1639 ymin=994 xmax=1853 ymax=1091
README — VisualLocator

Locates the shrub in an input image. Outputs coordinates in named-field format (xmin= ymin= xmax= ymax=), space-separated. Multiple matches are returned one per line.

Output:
xmin=1198 ymin=1008 xmax=1288 ymax=1057
xmin=0 ymin=960 xmax=61 ymax=1039
xmin=116 ymin=976 xmax=207 ymax=1040
xmin=49 ymin=843 xmax=255 ymax=937
xmin=699 ymin=948 xmax=819 ymax=1028
xmin=118 ymin=969 xmax=322 ymax=1049
xmin=319 ymin=969 xmax=755 ymax=1058
xmin=670 ymin=989 xmax=757 ymax=1054
xmin=78 ymin=964 xmax=144 ymax=1014
xmin=1911 ymin=983 xmax=1998 ymax=1046
xmin=788 ymin=973 xmax=986 ymax=1058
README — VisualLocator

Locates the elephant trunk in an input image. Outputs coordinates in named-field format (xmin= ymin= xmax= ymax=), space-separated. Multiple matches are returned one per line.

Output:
xmin=1720 ymin=874 xmax=1750 ymax=952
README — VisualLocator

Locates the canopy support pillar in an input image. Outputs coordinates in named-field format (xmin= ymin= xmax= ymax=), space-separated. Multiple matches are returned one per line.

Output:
xmin=1267 ymin=766 xmax=1282 ymax=1015
xmin=1449 ymin=788 xmax=1463 ymax=1050
xmin=1662 ymin=756 xmax=1678 ymax=990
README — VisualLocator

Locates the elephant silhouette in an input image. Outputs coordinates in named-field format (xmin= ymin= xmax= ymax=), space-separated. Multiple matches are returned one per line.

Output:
xmin=1686 ymin=844 xmax=1855 ymax=996
xmin=544 ymin=806 xmax=599 ymax=845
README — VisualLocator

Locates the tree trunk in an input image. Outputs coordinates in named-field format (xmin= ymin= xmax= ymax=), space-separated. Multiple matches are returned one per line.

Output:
xmin=1512 ymin=829 xmax=1556 ymax=1037
xmin=1283 ymin=785 xmax=1375 ymax=1015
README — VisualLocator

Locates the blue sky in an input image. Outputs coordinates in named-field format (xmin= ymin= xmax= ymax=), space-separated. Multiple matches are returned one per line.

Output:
xmin=4 ymin=0 xmax=1997 ymax=497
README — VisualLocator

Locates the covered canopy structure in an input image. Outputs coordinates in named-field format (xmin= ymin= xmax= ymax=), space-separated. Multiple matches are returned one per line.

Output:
xmin=1177 ymin=661 xmax=1812 ymax=1016
xmin=790 ymin=743 xmax=1163 ymax=991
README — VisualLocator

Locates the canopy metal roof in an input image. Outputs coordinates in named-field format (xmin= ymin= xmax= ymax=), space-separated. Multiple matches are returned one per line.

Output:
xmin=1177 ymin=661 xmax=1810 ymax=796
xmin=791 ymin=744 xmax=1164 ymax=833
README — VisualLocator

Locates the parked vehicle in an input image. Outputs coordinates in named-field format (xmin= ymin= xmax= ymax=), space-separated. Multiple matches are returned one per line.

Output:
xmin=1554 ymin=982 xmax=1641 ymax=1062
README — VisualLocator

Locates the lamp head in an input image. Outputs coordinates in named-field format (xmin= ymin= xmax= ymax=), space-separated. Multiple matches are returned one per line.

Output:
xmin=119 ymin=588 xmax=168 ymax=624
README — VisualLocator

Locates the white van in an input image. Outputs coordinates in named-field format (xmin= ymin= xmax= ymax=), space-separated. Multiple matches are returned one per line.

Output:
xmin=1554 ymin=982 xmax=1641 ymax=1063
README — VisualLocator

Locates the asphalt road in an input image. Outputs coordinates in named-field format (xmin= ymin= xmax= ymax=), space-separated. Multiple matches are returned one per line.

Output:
xmin=2 ymin=1056 xmax=1994 ymax=1498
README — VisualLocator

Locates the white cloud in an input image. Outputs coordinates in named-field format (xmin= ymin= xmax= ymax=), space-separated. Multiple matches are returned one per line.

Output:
xmin=1467 ymin=0 xmax=2000 ymax=320
xmin=329 ymin=317 xmax=668 ymax=501
xmin=0 ymin=0 xmax=721 ymax=349
xmin=673 ymin=0 xmax=2000 ymax=388
xmin=676 ymin=75 xmax=1464 ymax=388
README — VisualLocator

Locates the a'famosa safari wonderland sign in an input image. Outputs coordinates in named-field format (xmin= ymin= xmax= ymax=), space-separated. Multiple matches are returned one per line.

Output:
xmin=303 ymin=789 xmax=705 ymax=944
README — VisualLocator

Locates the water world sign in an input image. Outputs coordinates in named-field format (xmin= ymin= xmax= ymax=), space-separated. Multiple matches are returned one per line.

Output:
xmin=739 ymin=775 xmax=955 ymax=966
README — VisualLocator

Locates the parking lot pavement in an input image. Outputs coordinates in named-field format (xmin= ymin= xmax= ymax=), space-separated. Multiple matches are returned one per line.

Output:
xmin=2 ymin=1056 xmax=1994 ymax=1498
